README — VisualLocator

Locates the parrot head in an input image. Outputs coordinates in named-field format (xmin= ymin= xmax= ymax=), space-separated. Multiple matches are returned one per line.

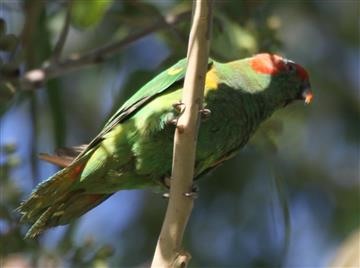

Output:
xmin=249 ymin=53 xmax=313 ymax=107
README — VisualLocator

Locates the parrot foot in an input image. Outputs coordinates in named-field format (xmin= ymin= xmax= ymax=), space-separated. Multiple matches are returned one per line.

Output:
xmin=163 ymin=176 xmax=171 ymax=188
xmin=166 ymin=101 xmax=185 ymax=126
xmin=163 ymin=190 xmax=198 ymax=199
xmin=167 ymin=117 xmax=178 ymax=126
xmin=166 ymin=117 xmax=185 ymax=133
xmin=184 ymin=184 xmax=199 ymax=199
xmin=169 ymin=101 xmax=185 ymax=129
xmin=200 ymin=108 xmax=211 ymax=120
xmin=161 ymin=182 xmax=199 ymax=199
xmin=184 ymin=191 xmax=198 ymax=199
xmin=161 ymin=177 xmax=171 ymax=198
xmin=172 ymin=101 xmax=185 ymax=114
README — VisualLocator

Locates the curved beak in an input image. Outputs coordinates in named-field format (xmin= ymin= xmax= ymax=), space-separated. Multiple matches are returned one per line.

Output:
xmin=302 ymin=88 xmax=313 ymax=104
xmin=300 ymin=81 xmax=313 ymax=104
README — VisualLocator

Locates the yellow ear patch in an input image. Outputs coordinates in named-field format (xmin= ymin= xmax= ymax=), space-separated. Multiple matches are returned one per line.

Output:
xmin=205 ymin=69 xmax=219 ymax=90
xmin=168 ymin=66 xmax=183 ymax=75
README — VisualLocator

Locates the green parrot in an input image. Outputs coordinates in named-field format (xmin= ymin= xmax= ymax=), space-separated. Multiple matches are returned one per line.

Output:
xmin=19 ymin=53 xmax=313 ymax=238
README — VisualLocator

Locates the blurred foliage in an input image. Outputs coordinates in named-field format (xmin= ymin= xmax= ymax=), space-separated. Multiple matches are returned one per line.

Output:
xmin=0 ymin=0 xmax=359 ymax=267
xmin=0 ymin=17 xmax=20 ymax=114
xmin=71 ymin=0 xmax=113 ymax=29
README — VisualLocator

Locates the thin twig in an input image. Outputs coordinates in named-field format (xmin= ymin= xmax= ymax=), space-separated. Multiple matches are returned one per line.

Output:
xmin=20 ymin=0 xmax=44 ymax=187
xmin=51 ymin=0 xmax=73 ymax=63
xmin=151 ymin=1 xmax=213 ymax=267
xmin=20 ymin=11 xmax=190 ymax=90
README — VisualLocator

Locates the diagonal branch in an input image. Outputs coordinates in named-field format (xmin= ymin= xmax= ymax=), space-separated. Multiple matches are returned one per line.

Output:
xmin=151 ymin=1 xmax=214 ymax=267
xmin=20 ymin=11 xmax=190 ymax=90
xmin=51 ymin=0 xmax=73 ymax=63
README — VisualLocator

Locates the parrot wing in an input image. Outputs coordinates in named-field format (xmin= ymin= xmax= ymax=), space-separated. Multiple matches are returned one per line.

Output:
xmin=78 ymin=58 xmax=213 ymax=156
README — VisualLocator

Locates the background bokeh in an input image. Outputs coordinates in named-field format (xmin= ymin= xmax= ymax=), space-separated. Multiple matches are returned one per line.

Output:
xmin=1 ymin=0 xmax=359 ymax=267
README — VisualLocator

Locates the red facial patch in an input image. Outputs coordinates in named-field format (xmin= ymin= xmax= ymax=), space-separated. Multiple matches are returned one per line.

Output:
xmin=295 ymin=63 xmax=309 ymax=80
xmin=250 ymin=53 xmax=286 ymax=75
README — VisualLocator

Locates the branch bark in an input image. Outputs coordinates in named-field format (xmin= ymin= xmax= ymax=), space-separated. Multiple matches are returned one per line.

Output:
xmin=151 ymin=1 xmax=213 ymax=267
xmin=51 ymin=0 xmax=73 ymax=63
xmin=19 ymin=11 xmax=190 ymax=90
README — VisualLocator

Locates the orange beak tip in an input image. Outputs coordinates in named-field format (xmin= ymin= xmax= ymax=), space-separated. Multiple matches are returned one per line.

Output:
xmin=303 ymin=89 xmax=313 ymax=104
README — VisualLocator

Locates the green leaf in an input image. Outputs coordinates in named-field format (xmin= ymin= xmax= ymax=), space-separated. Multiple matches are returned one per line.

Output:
xmin=71 ymin=0 xmax=113 ymax=29
xmin=211 ymin=14 xmax=257 ymax=61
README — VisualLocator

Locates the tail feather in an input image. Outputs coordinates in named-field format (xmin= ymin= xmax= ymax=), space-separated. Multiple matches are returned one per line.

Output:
xmin=18 ymin=153 xmax=112 ymax=238
xmin=23 ymin=192 xmax=111 ymax=239
xmin=39 ymin=144 xmax=88 ymax=168
xmin=19 ymin=162 xmax=84 ymax=217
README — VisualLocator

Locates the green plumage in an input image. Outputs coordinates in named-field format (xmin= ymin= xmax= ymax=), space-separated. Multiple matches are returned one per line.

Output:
xmin=19 ymin=53 xmax=312 ymax=238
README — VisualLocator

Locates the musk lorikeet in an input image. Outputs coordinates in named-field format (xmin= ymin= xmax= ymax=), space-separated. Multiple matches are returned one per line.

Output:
xmin=19 ymin=53 xmax=313 ymax=238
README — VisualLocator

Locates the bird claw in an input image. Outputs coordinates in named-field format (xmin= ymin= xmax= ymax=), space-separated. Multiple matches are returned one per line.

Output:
xmin=167 ymin=117 xmax=178 ymax=126
xmin=163 ymin=191 xmax=198 ymax=199
xmin=163 ymin=176 xmax=171 ymax=188
xmin=184 ymin=191 xmax=198 ymax=199
xmin=200 ymin=108 xmax=211 ymax=120
xmin=167 ymin=101 xmax=184 ymax=127
xmin=161 ymin=177 xmax=171 ymax=198
xmin=172 ymin=101 xmax=185 ymax=114
xmin=162 ymin=180 xmax=199 ymax=199
xmin=166 ymin=116 xmax=185 ymax=133
xmin=184 ymin=184 xmax=199 ymax=199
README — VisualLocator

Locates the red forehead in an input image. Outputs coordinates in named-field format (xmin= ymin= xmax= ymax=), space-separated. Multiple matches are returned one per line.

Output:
xmin=250 ymin=53 xmax=286 ymax=75
xmin=294 ymin=63 xmax=309 ymax=80
xmin=250 ymin=53 xmax=309 ymax=80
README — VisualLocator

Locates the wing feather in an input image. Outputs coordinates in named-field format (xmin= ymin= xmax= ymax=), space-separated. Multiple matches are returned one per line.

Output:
xmin=77 ymin=58 xmax=213 ymax=157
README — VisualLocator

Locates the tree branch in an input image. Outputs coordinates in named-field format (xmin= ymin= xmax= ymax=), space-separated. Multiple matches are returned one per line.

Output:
xmin=20 ymin=11 xmax=190 ymax=90
xmin=51 ymin=0 xmax=73 ymax=63
xmin=151 ymin=1 xmax=213 ymax=267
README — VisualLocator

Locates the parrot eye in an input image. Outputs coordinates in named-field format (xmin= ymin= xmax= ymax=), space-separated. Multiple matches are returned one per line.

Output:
xmin=285 ymin=62 xmax=297 ymax=74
